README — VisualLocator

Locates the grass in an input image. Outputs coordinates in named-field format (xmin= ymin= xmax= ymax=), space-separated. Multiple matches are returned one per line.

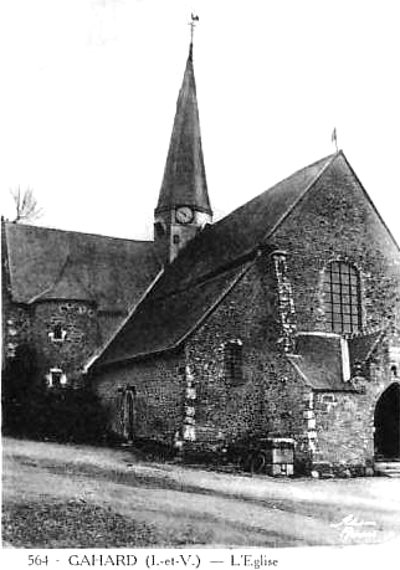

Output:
xmin=2 ymin=500 xmax=213 ymax=548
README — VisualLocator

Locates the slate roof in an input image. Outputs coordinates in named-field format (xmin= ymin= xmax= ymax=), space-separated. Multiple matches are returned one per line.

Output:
xmin=154 ymin=152 xmax=336 ymax=297
xmin=4 ymin=222 xmax=161 ymax=336
xmin=289 ymin=329 xmax=392 ymax=391
xmin=156 ymin=43 xmax=212 ymax=215
xmin=93 ymin=153 xmax=337 ymax=368
xmin=288 ymin=333 xmax=356 ymax=392
xmin=347 ymin=330 xmax=384 ymax=368
xmin=93 ymin=262 xmax=252 ymax=367
xmin=30 ymin=257 xmax=94 ymax=303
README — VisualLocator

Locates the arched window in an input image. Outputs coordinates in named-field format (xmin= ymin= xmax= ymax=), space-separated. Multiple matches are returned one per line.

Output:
xmin=323 ymin=261 xmax=361 ymax=334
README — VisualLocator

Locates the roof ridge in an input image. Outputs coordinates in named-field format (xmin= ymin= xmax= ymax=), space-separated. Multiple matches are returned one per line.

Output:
xmin=85 ymin=267 xmax=165 ymax=373
xmin=95 ymin=261 xmax=253 ymax=368
xmin=265 ymin=152 xmax=338 ymax=241
xmin=339 ymin=152 xmax=400 ymax=253
xmin=4 ymin=220 xmax=153 ymax=245
xmin=155 ymin=152 xmax=338 ymax=285
xmin=212 ymin=152 xmax=337 ymax=230
xmin=152 ymin=251 xmax=257 ymax=302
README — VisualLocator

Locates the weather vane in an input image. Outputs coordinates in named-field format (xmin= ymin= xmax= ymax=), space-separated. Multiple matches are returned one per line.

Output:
xmin=189 ymin=13 xmax=199 ymax=44
xmin=331 ymin=127 xmax=338 ymax=152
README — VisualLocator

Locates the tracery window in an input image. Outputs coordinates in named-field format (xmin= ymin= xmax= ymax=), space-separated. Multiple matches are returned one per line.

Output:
xmin=323 ymin=261 xmax=361 ymax=334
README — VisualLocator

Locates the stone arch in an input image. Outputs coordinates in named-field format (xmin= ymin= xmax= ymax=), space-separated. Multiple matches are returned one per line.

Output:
xmin=374 ymin=382 xmax=400 ymax=460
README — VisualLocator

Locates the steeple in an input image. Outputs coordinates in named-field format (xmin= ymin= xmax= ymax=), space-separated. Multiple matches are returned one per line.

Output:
xmin=154 ymin=33 xmax=212 ymax=263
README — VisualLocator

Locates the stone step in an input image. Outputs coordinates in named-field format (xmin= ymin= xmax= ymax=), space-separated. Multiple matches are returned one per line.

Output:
xmin=374 ymin=462 xmax=400 ymax=477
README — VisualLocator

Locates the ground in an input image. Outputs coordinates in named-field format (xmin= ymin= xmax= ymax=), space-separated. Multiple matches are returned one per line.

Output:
xmin=2 ymin=437 xmax=400 ymax=548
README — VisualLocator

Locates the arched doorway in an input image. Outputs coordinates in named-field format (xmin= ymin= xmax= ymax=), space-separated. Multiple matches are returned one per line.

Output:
xmin=374 ymin=383 xmax=400 ymax=460
xmin=123 ymin=389 xmax=136 ymax=442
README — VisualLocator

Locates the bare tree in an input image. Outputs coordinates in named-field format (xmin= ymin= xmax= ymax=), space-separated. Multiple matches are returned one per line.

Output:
xmin=10 ymin=186 xmax=43 ymax=224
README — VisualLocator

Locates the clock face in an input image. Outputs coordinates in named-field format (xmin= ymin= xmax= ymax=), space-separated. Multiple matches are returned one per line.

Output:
xmin=175 ymin=206 xmax=194 ymax=224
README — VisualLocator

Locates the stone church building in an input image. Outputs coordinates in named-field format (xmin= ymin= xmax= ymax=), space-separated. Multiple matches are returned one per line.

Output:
xmin=2 ymin=41 xmax=400 ymax=475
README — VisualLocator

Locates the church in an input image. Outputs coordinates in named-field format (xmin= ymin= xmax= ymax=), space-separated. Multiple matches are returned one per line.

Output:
xmin=2 ymin=39 xmax=400 ymax=477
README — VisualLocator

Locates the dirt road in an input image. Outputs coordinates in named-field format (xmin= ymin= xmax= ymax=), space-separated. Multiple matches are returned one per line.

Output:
xmin=2 ymin=437 xmax=400 ymax=547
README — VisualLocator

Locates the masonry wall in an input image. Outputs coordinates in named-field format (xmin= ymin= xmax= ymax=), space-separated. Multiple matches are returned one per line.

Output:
xmin=312 ymin=330 xmax=400 ymax=471
xmin=91 ymin=351 xmax=185 ymax=444
xmin=31 ymin=301 xmax=100 ymax=387
xmin=271 ymin=154 xmax=400 ymax=333
xmin=2 ymin=223 xmax=32 ymax=367
xmin=2 ymin=301 xmax=31 ymax=363
xmin=184 ymin=156 xmax=400 ymax=469
xmin=269 ymin=154 xmax=400 ymax=470
xmin=185 ymin=259 xmax=315 ymax=468
xmin=312 ymin=391 xmax=373 ymax=470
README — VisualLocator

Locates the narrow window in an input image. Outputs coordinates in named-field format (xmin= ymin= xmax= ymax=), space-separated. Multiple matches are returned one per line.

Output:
xmin=49 ymin=323 xmax=66 ymax=343
xmin=48 ymin=368 xmax=67 ymax=388
xmin=323 ymin=261 xmax=361 ymax=334
xmin=53 ymin=323 xmax=63 ymax=340
xmin=224 ymin=340 xmax=243 ymax=385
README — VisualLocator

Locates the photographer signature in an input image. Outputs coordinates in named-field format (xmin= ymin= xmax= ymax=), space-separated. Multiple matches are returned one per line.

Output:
xmin=331 ymin=514 xmax=377 ymax=543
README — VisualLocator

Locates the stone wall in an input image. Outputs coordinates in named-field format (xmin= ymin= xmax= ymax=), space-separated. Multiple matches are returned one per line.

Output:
xmin=91 ymin=258 xmax=315 ymax=465
xmin=184 ymin=260 xmax=314 ymax=468
xmin=312 ymin=329 xmax=400 ymax=472
xmin=180 ymin=155 xmax=400 ymax=469
xmin=271 ymin=153 xmax=400 ymax=334
xmin=264 ymin=154 xmax=400 ymax=471
xmin=91 ymin=351 xmax=185 ymax=443
xmin=3 ymin=302 xmax=31 ymax=362
xmin=31 ymin=301 xmax=100 ymax=387
xmin=2 ymin=222 xmax=31 ymax=365
xmin=313 ymin=391 xmax=373 ymax=469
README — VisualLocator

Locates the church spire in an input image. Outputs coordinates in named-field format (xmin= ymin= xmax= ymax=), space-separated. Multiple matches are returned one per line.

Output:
xmin=155 ymin=39 xmax=211 ymax=217
xmin=154 ymin=23 xmax=212 ymax=263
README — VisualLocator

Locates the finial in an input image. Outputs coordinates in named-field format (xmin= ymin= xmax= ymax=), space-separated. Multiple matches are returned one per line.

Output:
xmin=189 ymin=13 xmax=199 ymax=47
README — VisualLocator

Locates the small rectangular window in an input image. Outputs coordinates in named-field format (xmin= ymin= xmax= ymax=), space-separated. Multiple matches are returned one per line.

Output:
xmin=53 ymin=324 xmax=63 ymax=340
xmin=48 ymin=369 xmax=67 ymax=388
xmin=51 ymin=371 xmax=62 ymax=386
xmin=49 ymin=324 xmax=66 ymax=343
